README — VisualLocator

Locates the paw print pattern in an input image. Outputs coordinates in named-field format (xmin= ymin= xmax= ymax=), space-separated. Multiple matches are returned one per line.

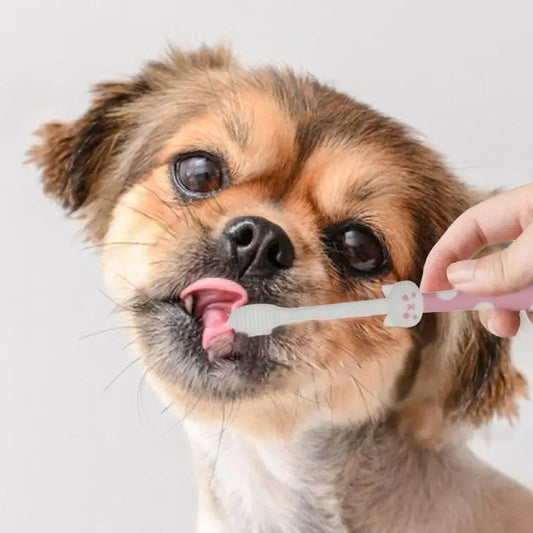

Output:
xmin=383 ymin=281 xmax=424 ymax=328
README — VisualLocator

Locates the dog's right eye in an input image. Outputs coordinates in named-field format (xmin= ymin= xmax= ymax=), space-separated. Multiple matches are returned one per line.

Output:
xmin=324 ymin=223 xmax=390 ymax=277
xmin=170 ymin=152 xmax=226 ymax=197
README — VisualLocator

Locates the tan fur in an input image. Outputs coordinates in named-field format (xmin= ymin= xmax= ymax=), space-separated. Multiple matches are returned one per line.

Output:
xmin=30 ymin=45 xmax=532 ymax=532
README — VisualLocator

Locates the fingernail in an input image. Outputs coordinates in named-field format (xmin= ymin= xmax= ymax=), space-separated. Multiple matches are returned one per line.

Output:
xmin=487 ymin=317 xmax=504 ymax=337
xmin=447 ymin=260 xmax=476 ymax=285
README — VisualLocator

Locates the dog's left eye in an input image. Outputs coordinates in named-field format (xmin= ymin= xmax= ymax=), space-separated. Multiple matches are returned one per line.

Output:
xmin=171 ymin=153 xmax=225 ymax=197
xmin=325 ymin=223 xmax=389 ymax=276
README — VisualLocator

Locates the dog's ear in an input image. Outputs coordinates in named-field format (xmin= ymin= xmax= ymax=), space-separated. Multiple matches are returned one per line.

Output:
xmin=441 ymin=312 xmax=527 ymax=424
xmin=28 ymin=44 xmax=236 ymax=213
xmin=436 ymin=192 xmax=528 ymax=426
xmin=28 ymin=79 xmax=149 ymax=212
xmin=396 ymin=187 xmax=528 ymax=446
xmin=397 ymin=308 xmax=527 ymax=447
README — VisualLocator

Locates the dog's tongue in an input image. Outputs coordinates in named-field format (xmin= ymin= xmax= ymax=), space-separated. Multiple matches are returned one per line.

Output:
xmin=180 ymin=278 xmax=248 ymax=352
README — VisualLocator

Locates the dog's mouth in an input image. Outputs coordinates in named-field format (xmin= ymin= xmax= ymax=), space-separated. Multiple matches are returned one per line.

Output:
xmin=130 ymin=271 xmax=305 ymax=400
xmin=180 ymin=278 xmax=248 ymax=359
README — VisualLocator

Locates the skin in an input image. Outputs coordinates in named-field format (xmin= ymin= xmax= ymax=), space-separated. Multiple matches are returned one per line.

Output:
xmin=421 ymin=183 xmax=533 ymax=337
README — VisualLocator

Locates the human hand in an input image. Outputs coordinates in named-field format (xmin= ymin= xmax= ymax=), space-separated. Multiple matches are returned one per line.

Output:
xmin=421 ymin=184 xmax=533 ymax=337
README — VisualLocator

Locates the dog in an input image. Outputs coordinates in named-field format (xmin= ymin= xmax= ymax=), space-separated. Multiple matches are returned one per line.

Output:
xmin=30 ymin=45 xmax=533 ymax=532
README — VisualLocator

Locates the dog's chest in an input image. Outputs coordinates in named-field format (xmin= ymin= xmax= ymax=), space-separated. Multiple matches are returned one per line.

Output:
xmin=186 ymin=421 xmax=305 ymax=532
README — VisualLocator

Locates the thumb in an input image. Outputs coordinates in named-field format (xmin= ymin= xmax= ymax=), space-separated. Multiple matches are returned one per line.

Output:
xmin=447 ymin=223 xmax=533 ymax=294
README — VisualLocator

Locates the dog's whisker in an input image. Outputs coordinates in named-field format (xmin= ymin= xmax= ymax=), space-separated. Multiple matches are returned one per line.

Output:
xmin=136 ymin=368 xmax=151 ymax=423
xmin=103 ymin=357 xmax=142 ymax=392
xmin=100 ymin=196 xmax=178 ymax=240
xmin=163 ymin=395 xmax=203 ymax=437
xmin=185 ymin=202 xmax=206 ymax=229
xmin=208 ymin=402 xmax=229 ymax=489
xmin=135 ymin=182 xmax=184 ymax=227
xmin=204 ymin=195 xmax=226 ymax=217
xmin=119 ymin=330 xmax=145 ymax=351
xmin=325 ymin=336 xmax=363 ymax=370
xmin=288 ymin=390 xmax=302 ymax=431
xmin=83 ymin=241 xmax=157 ymax=252
xmin=290 ymin=390 xmax=319 ymax=405
xmin=121 ymin=339 xmax=137 ymax=351
xmin=145 ymin=259 xmax=178 ymax=270
xmin=308 ymin=369 xmax=322 ymax=411
xmin=349 ymin=374 xmax=372 ymax=420
xmin=79 ymin=325 xmax=136 ymax=340
xmin=161 ymin=402 xmax=174 ymax=414
xmin=110 ymin=271 xmax=147 ymax=299
xmin=326 ymin=341 xmax=380 ymax=403
xmin=96 ymin=287 xmax=129 ymax=315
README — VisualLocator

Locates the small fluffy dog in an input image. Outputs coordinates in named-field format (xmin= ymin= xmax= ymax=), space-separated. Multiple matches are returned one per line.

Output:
xmin=31 ymin=46 xmax=533 ymax=532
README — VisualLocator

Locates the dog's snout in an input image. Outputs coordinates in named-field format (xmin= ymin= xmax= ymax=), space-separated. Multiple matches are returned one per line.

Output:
xmin=222 ymin=216 xmax=295 ymax=277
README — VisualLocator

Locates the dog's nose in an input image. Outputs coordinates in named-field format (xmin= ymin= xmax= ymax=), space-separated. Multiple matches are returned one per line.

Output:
xmin=221 ymin=216 xmax=295 ymax=277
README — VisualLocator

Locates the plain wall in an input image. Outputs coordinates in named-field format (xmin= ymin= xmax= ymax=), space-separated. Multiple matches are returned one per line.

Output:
xmin=1 ymin=1 xmax=532 ymax=531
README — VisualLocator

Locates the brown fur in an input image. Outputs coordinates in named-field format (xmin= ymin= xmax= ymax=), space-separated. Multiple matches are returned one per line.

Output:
xmin=30 ymin=45 xmax=530 ymax=531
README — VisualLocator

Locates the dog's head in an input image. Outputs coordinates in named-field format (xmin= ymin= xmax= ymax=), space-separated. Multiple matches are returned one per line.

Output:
xmin=30 ymin=46 xmax=526 ymax=440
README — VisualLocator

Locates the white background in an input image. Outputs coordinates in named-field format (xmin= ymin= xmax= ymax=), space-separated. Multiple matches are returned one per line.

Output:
xmin=1 ymin=1 xmax=532 ymax=531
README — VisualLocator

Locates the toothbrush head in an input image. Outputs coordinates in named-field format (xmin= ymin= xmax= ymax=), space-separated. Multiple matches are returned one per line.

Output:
xmin=229 ymin=303 xmax=285 ymax=337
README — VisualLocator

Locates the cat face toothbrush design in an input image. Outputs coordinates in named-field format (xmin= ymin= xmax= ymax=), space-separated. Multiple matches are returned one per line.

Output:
xmin=229 ymin=281 xmax=533 ymax=337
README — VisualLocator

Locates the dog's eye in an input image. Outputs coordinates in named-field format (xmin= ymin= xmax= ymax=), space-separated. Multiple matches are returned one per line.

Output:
xmin=326 ymin=224 xmax=388 ymax=275
xmin=171 ymin=153 xmax=225 ymax=196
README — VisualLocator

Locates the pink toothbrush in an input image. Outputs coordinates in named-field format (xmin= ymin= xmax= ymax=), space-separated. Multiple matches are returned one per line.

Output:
xmin=229 ymin=281 xmax=533 ymax=337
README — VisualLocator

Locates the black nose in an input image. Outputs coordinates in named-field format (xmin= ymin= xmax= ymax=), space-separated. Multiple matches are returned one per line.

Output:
xmin=221 ymin=216 xmax=295 ymax=277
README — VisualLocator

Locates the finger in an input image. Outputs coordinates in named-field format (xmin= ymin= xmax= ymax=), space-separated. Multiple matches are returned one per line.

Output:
xmin=447 ymin=221 xmax=533 ymax=294
xmin=479 ymin=309 xmax=521 ymax=337
xmin=421 ymin=184 xmax=533 ymax=291
xmin=420 ymin=247 xmax=456 ymax=291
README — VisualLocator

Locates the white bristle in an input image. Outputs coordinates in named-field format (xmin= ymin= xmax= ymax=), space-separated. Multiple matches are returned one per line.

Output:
xmin=229 ymin=304 xmax=282 ymax=337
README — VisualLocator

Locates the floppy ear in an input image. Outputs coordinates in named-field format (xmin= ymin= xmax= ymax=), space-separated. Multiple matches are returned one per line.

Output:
xmin=28 ymin=44 xmax=236 ymax=214
xmin=437 ymin=311 xmax=526 ymax=425
xmin=396 ymin=308 xmax=527 ymax=447
xmin=28 ymin=79 xmax=151 ymax=212
xmin=435 ymin=192 xmax=528 ymax=426
xmin=395 ymin=188 xmax=528 ymax=446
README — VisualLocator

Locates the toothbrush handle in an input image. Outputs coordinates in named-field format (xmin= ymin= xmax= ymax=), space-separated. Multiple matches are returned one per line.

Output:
xmin=423 ymin=285 xmax=533 ymax=313
xmin=380 ymin=281 xmax=533 ymax=329
xmin=279 ymin=298 xmax=390 ymax=326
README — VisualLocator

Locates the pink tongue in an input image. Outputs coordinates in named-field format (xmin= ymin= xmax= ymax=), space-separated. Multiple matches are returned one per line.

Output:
xmin=180 ymin=278 xmax=248 ymax=351
xmin=201 ymin=305 xmax=234 ymax=350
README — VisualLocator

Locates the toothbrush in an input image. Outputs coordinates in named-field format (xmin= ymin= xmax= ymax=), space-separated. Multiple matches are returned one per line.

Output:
xmin=229 ymin=281 xmax=533 ymax=337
